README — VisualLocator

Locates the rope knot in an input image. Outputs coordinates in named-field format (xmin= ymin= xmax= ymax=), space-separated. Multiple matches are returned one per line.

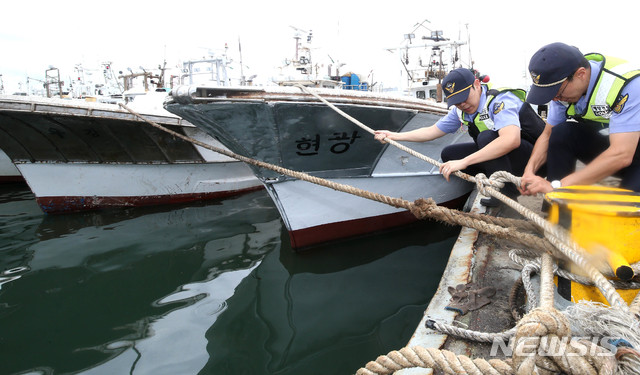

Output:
xmin=410 ymin=198 xmax=438 ymax=220
xmin=489 ymin=170 xmax=521 ymax=187
xmin=515 ymin=307 xmax=570 ymax=342
xmin=474 ymin=173 xmax=500 ymax=197
xmin=474 ymin=171 xmax=522 ymax=198
xmin=513 ymin=307 xmax=577 ymax=374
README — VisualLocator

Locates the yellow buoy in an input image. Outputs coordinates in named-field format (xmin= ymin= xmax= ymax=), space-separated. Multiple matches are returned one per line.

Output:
xmin=545 ymin=185 xmax=640 ymax=305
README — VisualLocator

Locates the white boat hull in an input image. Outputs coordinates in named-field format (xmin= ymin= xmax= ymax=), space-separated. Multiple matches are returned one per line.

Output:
xmin=0 ymin=95 xmax=262 ymax=212
xmin=0 ymin=149 xmax=22 ymax=182
xmin=16 ymin=161 xmax=262 ymax=213
xmin=165 ymin=86 xmax=475 ymax=248
xmin=265 ymin=174 xmax=470 ymax=248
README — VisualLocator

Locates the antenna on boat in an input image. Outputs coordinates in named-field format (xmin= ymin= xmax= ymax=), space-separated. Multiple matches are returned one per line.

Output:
xmin=289 ymin=25 xmax=310 ymax=63
xmin=466 ymin=23 xmax=473 ymax=69
xmin=409 ymin=19 xmax=431 ymax=40
xmin=238 ymin=37 xmax=246 ymax=86
xmin=44 ymin=67 xmax=63 ymax=98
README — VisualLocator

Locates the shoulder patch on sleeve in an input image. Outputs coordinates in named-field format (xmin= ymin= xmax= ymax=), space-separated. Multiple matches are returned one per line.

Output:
xmin=613 ymin=94 xmax=628 ymax=114
xmin=493 ymin=101 xmax=505 ymax=115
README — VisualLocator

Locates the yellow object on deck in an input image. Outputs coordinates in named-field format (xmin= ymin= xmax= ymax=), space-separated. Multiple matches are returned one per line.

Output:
xmin=545 ymin=185 xmax=640 ymax=305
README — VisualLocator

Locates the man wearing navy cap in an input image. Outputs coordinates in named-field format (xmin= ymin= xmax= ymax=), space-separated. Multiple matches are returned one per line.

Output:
xmin=375 ymin=68 xmax=545 ymax=206
xmin=520 ymin=42 xmax=640 ymax=195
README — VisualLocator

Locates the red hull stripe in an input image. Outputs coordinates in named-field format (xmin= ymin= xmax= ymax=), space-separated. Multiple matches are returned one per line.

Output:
xmin=36 ymin=186 xmax=264 ymax=213
xmin=288 ymin=193 xmax=470 ymax=249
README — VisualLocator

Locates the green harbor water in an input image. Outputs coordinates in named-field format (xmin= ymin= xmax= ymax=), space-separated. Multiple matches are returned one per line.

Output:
xmin=0 ymin=183 xmax=460 ymax=375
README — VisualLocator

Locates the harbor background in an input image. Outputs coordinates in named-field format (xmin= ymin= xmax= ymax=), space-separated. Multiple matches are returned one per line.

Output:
xmin=3 ymin=0 xmax=640 ymax=95
xmin=0 ymin=183 xmax=460 ymax=374
xmin=1 ymin=0 xmax=637 ymax=373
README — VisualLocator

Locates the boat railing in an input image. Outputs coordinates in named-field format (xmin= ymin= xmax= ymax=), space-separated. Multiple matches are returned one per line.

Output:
xmin=341 ymin=84 xmax=369 ymax=91
xmin=179 ymin=57 xmax=231 ymax=87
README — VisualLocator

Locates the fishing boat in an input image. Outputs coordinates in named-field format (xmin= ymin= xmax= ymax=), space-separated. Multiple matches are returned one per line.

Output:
xmin=0 ymin=75 xmax=20 ymax=183
xmin=388 ymin=20 xmax=476 ymax=102
xmin=0 ymin=148 xmax=22 ymax=183
xmin=0 ymin=94 xmax=261 ymax=213
xmin=0 ymin=64 xmax=126 ymax=185
xmin=270 ymin=26 xmax=347 ymax=89
xmin=162 ymin=26 xmax=474 ymax=248
xmin=164 ymin=85 xmax=474 ymax=249
xmin=0 ymin=50 xmax=266 ymax=213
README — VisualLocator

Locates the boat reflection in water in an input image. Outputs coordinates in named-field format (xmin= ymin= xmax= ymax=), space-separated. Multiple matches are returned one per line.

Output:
xmin=0 ymin=185 xmax=459 ymax=375
xmin=201 ymin=221 xmax=458 ymax=374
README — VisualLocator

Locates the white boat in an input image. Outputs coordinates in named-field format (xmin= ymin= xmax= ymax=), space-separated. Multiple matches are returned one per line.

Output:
xmin=0 ymin=63 xmax=126 ymax=185
xmin=0 ymin=148 xmax=22 ymax=183
xmin=165 ymin=85 xmax=474 ymax=248
xmin=0 ymin=94 xmax=262 ymax=213
xmin=388 ymin=21 xmax=476 ymax=102
xmin=270 ymin=26 xmax=347 ymax=89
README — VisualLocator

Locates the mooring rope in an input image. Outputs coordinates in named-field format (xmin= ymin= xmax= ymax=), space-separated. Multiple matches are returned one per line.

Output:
xmin=426 ymin=247 xmax=640 ymax=346
xmin=289 ymin=86 xmax=638 ymax=374
xmin=509 ymin=249 xmax=640 ymax=290
xmin=294 ymin=84 xmax=491 ymax=188
xmin=292 ymin=85 xmax=629 ymax=312
xmin=425 ymin=319 xmax=517 ymax=343
xmin=118 ymin=103 xmax=540 ymax=242
xmin=119 ymin=93 xmax=639 ymax=374
xmin=358 ymin=251 xmax=622 ymax=375
xmin=418 ymin=247 xmax=640 ymax=375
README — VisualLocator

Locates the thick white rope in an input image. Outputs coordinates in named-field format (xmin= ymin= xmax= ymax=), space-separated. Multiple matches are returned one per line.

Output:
xmin=294 ymin=85 xmax=629 ymax=312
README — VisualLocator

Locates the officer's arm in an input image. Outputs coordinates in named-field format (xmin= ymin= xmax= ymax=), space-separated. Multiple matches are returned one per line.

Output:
xmin=562 ymin=131 xmax=639 ymax=186
xmin=374 ymin=107 xmax=456 ymax=143
xmin=374 ymin=125 xmax=448 ymax=143
xmin=523 ymin=123 xmax=552 ymax=177
xmin=460 ymin=125 xmax=521 ymax=166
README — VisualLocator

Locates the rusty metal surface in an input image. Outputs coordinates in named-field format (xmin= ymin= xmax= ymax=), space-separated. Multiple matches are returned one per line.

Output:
xmin=402 ymin=191 xmax=484 ymax=351
xmin=397 ymin=193 xmax=545 ymax=372
xmin=167 ymin=85 xmax=450 ymax=115
xmin=0 ymin=94 xmax=192 ymax=126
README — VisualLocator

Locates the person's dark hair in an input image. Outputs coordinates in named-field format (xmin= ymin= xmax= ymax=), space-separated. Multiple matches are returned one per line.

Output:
xmin=566 ymin=57 xmax=590 ymax=82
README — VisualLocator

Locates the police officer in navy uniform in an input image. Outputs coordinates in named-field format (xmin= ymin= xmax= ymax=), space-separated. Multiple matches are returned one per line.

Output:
xmin=520 ymin=42 xmax=640 ymax=195
xmin=375 ymin=68 xmax=545 ymax=207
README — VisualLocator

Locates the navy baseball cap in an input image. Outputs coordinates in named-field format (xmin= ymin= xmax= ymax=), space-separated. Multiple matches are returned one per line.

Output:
xmin=527 ymin=42 xmax=585 ymax=104
xmin=442 ymin=68 xmax=476 ymax=106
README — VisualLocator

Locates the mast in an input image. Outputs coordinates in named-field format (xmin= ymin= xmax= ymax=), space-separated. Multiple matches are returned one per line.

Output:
xmin=238 ymin=37 xmax=246 ymax=86
xmin=466 ymin=23 xmax=473 ymax=70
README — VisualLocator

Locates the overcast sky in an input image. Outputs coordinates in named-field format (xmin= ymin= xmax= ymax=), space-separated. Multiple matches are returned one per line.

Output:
xmin=2 ymin=0 xmax=638 ymax=93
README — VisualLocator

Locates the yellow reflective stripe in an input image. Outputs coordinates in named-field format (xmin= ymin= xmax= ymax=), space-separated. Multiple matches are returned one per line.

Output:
xmin=532 ymin=77 xmax=567 ymax=87
xmin=445 ymin=84 xmax=472 ymax=99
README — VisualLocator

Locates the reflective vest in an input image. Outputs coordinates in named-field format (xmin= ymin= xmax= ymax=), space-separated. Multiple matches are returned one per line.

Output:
xmin=566 ymin=53 xmax=640 ymax=124
xmin=457 ymin=86 xmax=543 ymax=144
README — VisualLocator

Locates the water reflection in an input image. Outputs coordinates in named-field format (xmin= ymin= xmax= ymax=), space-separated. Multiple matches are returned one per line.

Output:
xmin=0 ymin=184 xmax=459 ymax=375
xmin=202 ymin=222 xmax=458 ymax=375
xmin=0 ymin=266 xmax=29 ymax=291
xmin=0 ymin=188 xmax=282 ymax=375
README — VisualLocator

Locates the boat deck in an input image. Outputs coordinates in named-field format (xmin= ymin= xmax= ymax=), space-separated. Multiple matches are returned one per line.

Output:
xmin=394 ymin=172 xmax=624 ymax=373
xmin=445 ymin=194 xmax=544 ymax=357
xmin=399 ymin=192 xmax=544 ymax=367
